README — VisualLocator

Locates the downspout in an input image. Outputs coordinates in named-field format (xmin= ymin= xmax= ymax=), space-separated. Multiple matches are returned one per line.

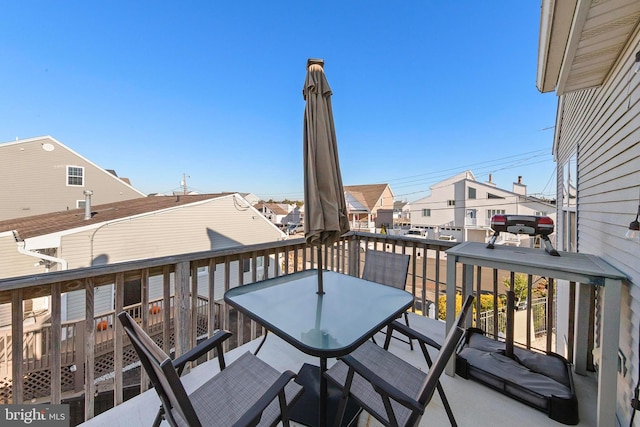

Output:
xmin=16 ymin=241 xmax=68 ymax=272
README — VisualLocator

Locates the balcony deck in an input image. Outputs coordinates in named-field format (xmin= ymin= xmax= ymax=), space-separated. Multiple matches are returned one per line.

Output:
xmin=79 ymin=313 xmax=597 ymax=427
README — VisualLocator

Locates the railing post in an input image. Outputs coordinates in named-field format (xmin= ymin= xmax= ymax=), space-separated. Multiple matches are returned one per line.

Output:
xmin=51 ymin=283 xmax=62 ymax=404
xmin=162 ymin=266 xmax=172 ymax=355
xmin=114 ymin=273 xmax=124 ymax=405
xmin=174 ymin=261 xmax=191 ymax=359
xmin=84 ymin=278 xmax=95 ymax=421
xmin=11 ymin=290 xmax=24 ymax=403
xmin=74 ymin=321 xmax=85 ymax=393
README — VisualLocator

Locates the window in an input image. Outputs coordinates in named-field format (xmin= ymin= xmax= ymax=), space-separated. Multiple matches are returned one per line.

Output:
xmin=76 ymin=200 xmax=86 ymax=209
xmin=468 ymin=187 xmax=476 ymax=199
xmin=243 ymin=259 xmax=251 ymax=273
xmin=561 ymin=155 xmax=577 ymax=252
xmin=447 ymin=200 xmax=455 ymax=206
xmin=67 ymin=166 xmax=84 ymax=186
xmin=487 ymin=209 xmax=506 ymax=219
xmin=487 ymin=193 xmax=504 ymax=199
xmin=422 ymin=209 xmax=431 ymax=217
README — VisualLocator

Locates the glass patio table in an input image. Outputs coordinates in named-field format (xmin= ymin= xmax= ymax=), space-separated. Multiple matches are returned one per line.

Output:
xmin=224 ymin=269 xmax=414 ymax=427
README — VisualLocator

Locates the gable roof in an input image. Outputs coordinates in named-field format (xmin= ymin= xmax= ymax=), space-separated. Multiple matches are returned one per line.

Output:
xmin=253 ymin=202 xmax=289 ymax=216
xmin=344 ymin=184 xmax=390 ymax=210
xmin=0 ymin=194 xmax=233 ymax=240
xmin=0 ymin=136 xmax=146 ymax=197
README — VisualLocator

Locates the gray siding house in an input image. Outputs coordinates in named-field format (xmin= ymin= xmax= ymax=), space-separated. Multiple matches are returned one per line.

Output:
xmin=0 ymin=193 xmax=287 ymax=323
xmin=538 ymin=1 xmax=640 ymax=424
xmin=0 ymin=136 xmax=146 ymax=221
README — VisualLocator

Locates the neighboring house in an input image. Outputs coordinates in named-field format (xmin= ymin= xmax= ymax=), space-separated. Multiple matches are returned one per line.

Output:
xmin=409 ymin=171 xmax=555 ymax=243
xmin=344 ymin=184 xmax=394 ymax=231
xmin=0 ymin=136 xmax=146 ymax=221
xmin=537 ymin=1 xmax=640 ymax=424
xmin=253 ymin=202 xmax=302 ymax=226
xmin=0 ymin=193 xmax=286 ymax=323
xmin=393 ymin=200 xmax=411 ymax=224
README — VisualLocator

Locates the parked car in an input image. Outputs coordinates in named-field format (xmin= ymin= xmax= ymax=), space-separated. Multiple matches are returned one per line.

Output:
xmin=405 ymin=229 xmax=426 ymax=238
xmin=286 ymin=223 xmax=304 ymax=235
xmin=438 ymin=234 xmax=457 ymax=242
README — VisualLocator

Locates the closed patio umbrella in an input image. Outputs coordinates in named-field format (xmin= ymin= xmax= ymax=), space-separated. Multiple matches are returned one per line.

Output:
xmin=303 ymin=58 xmax=350 ymax=294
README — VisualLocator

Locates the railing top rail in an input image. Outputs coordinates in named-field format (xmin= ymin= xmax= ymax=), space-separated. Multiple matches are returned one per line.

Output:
xmin=0 ymin=231 xmax=457 ymax=297
xmin=0 ymin=237 xmax=308 ymax=292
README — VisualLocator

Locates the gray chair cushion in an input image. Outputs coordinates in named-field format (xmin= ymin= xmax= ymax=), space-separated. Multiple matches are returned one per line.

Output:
xmin=173 ymin=352 xmax=303 ymax=427
xmin=326 ymin=342 xmax=424 ymax=426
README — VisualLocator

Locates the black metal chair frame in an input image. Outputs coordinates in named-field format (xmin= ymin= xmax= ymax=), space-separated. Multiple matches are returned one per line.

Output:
xmin=118 ymin=311 xmax=300 ymax=427
xmin=328 ymin=295 xmax=475 ymax=427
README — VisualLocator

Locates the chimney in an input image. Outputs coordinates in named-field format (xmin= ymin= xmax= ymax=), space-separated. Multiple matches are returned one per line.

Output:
xmin=485 ymin=173 xmax=496 ymax=187
xmin=513 ymin=176 xmax=526 ymax=195
xmin=83 ymin=190 xmax=93 ymax=220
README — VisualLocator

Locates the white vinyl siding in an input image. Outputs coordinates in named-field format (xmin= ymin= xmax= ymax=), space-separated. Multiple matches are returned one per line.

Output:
xmin=553 ymin=31 xmax=640 ymax=424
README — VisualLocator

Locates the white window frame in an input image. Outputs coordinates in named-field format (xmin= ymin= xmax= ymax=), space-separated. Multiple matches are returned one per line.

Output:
xmin=422 ymin=209 xmax=431 ymax=217
xmin=67 ymin=166 xmax=84 ymax=187
xmin=76 ymin=200 xmax=86 ymax=209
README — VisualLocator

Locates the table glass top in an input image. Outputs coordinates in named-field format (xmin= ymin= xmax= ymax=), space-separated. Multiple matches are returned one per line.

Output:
xmin=224 ymin=270 xmax=413 ymax=356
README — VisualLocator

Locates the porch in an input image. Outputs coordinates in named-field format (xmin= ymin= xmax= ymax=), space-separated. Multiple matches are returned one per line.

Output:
xmin=78 ymin=315 xmax=598 ymax=426
xmin=0 ymin=231 xmax=610 ymax=425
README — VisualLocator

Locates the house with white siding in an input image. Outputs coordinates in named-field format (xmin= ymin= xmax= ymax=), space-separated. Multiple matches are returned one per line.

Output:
xmin=253 ymin=202 xmax=302 ymax=226
xmin=409 ymin=171 xmax=555 ymax=243
xmin=537 ymin=1 xmax=640 ymax=424
xmin=0 ymin=136 xmax=146 ymax=221
xmin=0 ymin=193 xmax=286 ymax=324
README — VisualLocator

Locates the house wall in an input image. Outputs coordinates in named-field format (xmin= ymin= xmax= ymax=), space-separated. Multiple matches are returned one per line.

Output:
xmin=57 ymin=195 xmax=282 ymax=268
xmin=411 ymin=175 xmax=555 ymax=241
xmin=18 ymin=194 xmax=285 ymax=322
xmin=0 ymin=233 xmax=50 ymax=279
xmin=410 ymin=181 xmax=457 ymax=228
xmin=0 ymin=136 xmax=145 ymax=221
xmin=553 ymin=30 xmax=640 ymax=424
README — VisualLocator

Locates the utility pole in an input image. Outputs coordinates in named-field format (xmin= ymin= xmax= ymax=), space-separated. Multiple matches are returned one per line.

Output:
xmin=180 ymin=173 xmax=190 ymax=195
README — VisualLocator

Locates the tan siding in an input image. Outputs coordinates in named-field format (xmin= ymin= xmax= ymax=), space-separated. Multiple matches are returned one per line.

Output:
xmin=554 ymin=31 xmax=640 ymax=423
xmin=0 ymin=137 xmax=144 ymax=221
xmin=55 ymin=195 xmax=284 ymax=320
xmin=0 ymin=235 xmax=49 ymax=279
xmin=89 ymin=197 xmax=271 ymax=264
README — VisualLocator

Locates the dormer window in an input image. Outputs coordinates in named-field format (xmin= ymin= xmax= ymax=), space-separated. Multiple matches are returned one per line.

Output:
xmin=67 ymin=166 xmax=84 ymax=186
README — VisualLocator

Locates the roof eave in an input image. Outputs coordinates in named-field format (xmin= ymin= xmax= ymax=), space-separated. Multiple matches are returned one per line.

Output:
xmin=536 ymin=0 xmax=580 ymax=94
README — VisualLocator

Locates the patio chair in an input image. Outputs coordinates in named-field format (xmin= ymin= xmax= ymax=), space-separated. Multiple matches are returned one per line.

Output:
xmin=117 ymin=311 xmax=303 ymax=427
xmin=325 ymin=295 xmax=474 ymax=427
xmin=361 ymin=249 xmax=413 ymax=349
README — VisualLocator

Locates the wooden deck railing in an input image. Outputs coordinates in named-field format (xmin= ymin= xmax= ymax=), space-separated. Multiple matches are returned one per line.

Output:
xmin=0 ymin=231 xmax=562 ymax=423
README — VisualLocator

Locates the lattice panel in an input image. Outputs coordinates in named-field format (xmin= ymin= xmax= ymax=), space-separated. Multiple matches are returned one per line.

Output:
xmin=1 ymin=367 xmax=75 ymax=403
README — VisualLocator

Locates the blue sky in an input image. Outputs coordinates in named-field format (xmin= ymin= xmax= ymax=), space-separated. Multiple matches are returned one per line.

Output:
xmin=1 ymin=2 xmax=558 ymax=202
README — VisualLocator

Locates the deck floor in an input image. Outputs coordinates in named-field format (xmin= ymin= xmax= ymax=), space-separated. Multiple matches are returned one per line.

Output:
xmin=80 ymin=313 xmax=597 ymax=427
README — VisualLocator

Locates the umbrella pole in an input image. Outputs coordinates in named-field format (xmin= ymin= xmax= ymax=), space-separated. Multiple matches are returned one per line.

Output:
xmin=317 ymin=246 xmax=324 ymax=295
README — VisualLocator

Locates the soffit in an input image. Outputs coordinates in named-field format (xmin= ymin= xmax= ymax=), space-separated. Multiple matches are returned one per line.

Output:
xmin=538 ymin=0 xmax=640 ymax=95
